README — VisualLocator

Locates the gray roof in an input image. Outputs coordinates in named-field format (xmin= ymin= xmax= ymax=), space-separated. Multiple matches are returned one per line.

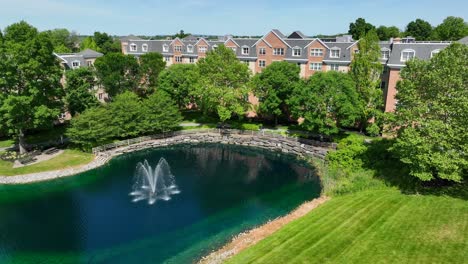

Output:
xmin=77 ymin=49 xmax=103 ymax=59
xmin=458 ymin=36 xmax=468 ymax=44
xmin=55 ymin=49 xmax=103 ymax=69
xmin=387 ymin=43 xmax=451 ymax=67
xmin=288 ymin=31 xmax=307 ymax=39
xmin=271 ymin=29 xmax=286 ymax=39
xmin=322 ymin=42 xmax=355 ymax=63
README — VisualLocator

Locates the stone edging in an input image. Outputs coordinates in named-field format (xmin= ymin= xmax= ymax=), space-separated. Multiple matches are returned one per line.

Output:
xmin=0 ymin=131 xmax=332 ymax=184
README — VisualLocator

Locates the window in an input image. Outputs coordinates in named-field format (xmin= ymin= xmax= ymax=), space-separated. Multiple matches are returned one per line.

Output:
xmin=242 ymin=46 xmax=249 ymax=55
xmin=381 ymin=49 xmax=390 ymax=60
xmin=431 ymin=49 xmax=440 ymax=58
xmin=310 ymin=48 xmax=323 ymax=57
xmin=292 ymin=47 xmax=302 ymax=56
xmin=330 ymin=64 xmax=339 ymax=71
xmin=189 ymin=57 xmax=196 ymax=63
xmin=71 ymin=60 xmax=80 ymax=69
xmin=142 ymin=44 xmax=148 ymax=52
xmin=59 ymin=112 xmax=67 ymax=119
xmin=87 ymin=61 xmax=93 ymax=67
xmin=175 ymin=56 xmax=182 ymax=63
xmin=309 ymin=63 xmax=322 ymax=71
xmin=259 ymin=60 xmax=266 ymax=68
xmin=98 ymin=93 xmax=104 ymax=100
xmin=259 ymin=47 xmax=266 ymax=55
xmin=163 ymin=44 xmax=169 ymax=52
xmin=164 ymin=56 xmax=171 ymax=62
xmin=273 ymin=48 xmax=284 ymax=55
xmin=401 ymin=49 xmax=415 ymax=62
xmin=330 ymin=48 xmax=340 ymax=58
xmin=174 ymin=45 xmax=182 ymax=52
xmin=187 ymin=45 xmax=194 ymax=53
xmin=130 ymin=43 xmax=137 ymax=52
xmin=198 ymin=46 xmax=207 ymax=53
xmin=380 ymin=81 xmax=386 ymax=89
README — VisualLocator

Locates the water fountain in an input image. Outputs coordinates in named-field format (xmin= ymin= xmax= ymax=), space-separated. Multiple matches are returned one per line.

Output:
xmin=129 ymin=158 xmax=180 ymax=205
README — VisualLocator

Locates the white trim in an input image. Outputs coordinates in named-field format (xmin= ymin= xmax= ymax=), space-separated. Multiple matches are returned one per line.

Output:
xmin=195 ymin=38 xmax=211 ymax=47
xmin=310 ymin=48 xmax=324 ymax=57
xmin=142 ymin=44 xmax=148 ymax=52
xmin=187 ymin=44 xmax=194 ymax=53
xmin=292 ymin=46 xmax=302 ymax=57
xmin=170 ymin=38 xmax=185 ymax=46
xmin=322 ymin=60 xmax=351 ymax=63
xmin=387 ymin=63 xmax=406 ymax=67
xmin=241 ymin=45 xmax=250 ymax=55
xmin=236 ymin=56 xmax=258 ymax=59
xmin=285 ymin=58 xmax=308 ymax=61
xmin=162 ymin=44 xmax=169 ymax=52
xmin=253 ymin=38 xmax=272 ymax=48
xmin=400 ymin=49 xmax=415 ymax=62
xmin=304 ymin=38 xmax=330 ymax=49
xmin=346 ymin=41 xmax=359 ymax=49
xmin=224 ymin=38 xmax=240 ymax=47
xmin=268 ymin=30 xmax=292 ymax=48
xmin=71 ymin=60 xmax=81 ymax=69
xmin=330 ymin=47 xmax=341 ymax=58
xmin=129 ymin=43 xmax=137 ymax=52
xmin=53 ymin=53 xmax=68 ymax=63
xmin=430 ymin=49 xmax=441 ymax=58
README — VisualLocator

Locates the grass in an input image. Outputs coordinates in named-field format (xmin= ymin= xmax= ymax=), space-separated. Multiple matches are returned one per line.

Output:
xmin=227 ymin=190 xmax=468 ymax=264
xmin=0 ymin=149 xmax=94 ymax=176
xmin=0 ymin=138 xmax=15 ymax=148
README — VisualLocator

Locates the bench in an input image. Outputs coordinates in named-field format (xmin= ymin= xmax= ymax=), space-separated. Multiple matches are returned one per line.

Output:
xmin=19 ymin=155 xmax=36 ymax=165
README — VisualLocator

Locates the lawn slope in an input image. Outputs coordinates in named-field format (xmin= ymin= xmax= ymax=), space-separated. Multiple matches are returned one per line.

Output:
xmin=227 ymin=190 xmax=467 ymax=264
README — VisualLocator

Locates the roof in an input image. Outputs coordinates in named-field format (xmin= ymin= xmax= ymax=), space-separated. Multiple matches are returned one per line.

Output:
xmin=387 ymin=42 xmax=451 ymax=67
xmin=322 ymin=42 xmax=356 ymax=62
xmin=77 ymin=49 xmax=103 ymax=59
xmin=458 ymin=36 xmax=468 ymax=45
xmin=120 ymin=35 xmax=143 ymax=42
xmin=288 ymin=31 xmax=307 ymax=39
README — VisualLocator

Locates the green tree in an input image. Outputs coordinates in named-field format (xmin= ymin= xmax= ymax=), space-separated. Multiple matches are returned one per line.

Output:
xmin=390 ymin=43 xmax=468 ymax=182
xmin=93 ymin=31 xmax=121 ymax=54
xmin=433 ymin=16 xmax=468 ymax=41
xmin=251 ymin=61 xmax=300 ymax=126
xmin=94 ymin=53 xmax=139 ymax=98
xmin=66 ymin=107 xmax=114 ymax=150
xmin=174 ymin=30 xmax=190 ymax=39
xmin=108 ymin=91 xmax=146 ymax=138
xmin=376 ymin=26 xmax=400 ymax=40
xmin=158 ymin=64 xmax=200 ymax=109
xmin=80 ymin=36 xmax=99 ymax=51
xmin=64 ymin=68 xmax=100 ymax=116
xmin=195 ymin=45 xmax=251 ymax=122
xmin=141 ymin=91 xmax=182 ymax=133
xmin=348 ymin=18 xmax=376 ymax=40
xmin=45 ymin=28 xmax=75 ymax=53
xmin=0 ymin=21 xmax=63 ymax=153
xmin=405 ymin=19 xmax=433 ymax=40
xmin=138 ymin=52 xmax=166 ymax=96
xmin=289 ymin=72 xmax=361 ymax=135
xmin=349 ymin=30 xmax=384 ymax=134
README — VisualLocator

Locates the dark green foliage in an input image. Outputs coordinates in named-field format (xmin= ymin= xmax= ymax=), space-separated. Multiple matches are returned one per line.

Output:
xmin=138 ymin=52 xmax=166 ymax=96
xmin=376 ymin=25 xmax=400 ymax=40
xmin=348 ymin=18 xmax=376 ymax=40
xmin=433 ymin=16 xmax=468 ymax=41
xmin=94 ymin=53 xmax=139 ymax=98
xmin=44 ymin=28 xmax=78 ymax=53
xmin=64 ymin=68 xmax=100 ymax=116
xmin=252 ymin=61 xmax=300 ymax=125
xmin=289 ymin=72 xmax=361 ymax=135
xmin=93 ymin=32 xmax=121 ymax=54
xmin=0 ymin=21 xmax=63 ymax=153
xmin=173 ymin=30 xmax=190 ymax=39
xmin=141 ymin=91 xmax=183 ymax=134
xmin=390 ymin=43 xmax=468 ymax=182
xmin=158 ymin=64 xmax=200 ymax=109
xmin=405 ymin=19 xmax=433 ymax=40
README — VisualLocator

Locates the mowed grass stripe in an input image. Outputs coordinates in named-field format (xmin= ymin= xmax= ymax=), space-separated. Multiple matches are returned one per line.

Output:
xmin=227 ymin=191 xmax=468 ymax=264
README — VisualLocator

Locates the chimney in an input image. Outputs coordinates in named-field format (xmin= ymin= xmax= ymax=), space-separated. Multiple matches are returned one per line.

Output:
xmin=393 ymin=37 xmax=401 ymax=44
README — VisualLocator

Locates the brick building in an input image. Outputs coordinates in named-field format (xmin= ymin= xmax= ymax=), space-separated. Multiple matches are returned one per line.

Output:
xmin=121 ymin=29 xmax=463 ymax=113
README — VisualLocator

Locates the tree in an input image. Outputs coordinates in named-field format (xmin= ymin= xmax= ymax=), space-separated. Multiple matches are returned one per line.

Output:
xmin=348 ymin=18 xmax=376 ymax=40
xmin=141 ymin=91 xmax=182 ymax=134
xmin=376 ymin=26 xmax=400 ymax=40
xmin=349 ymin=30 xmax=383 ymax=134
xmin=93 ymin=31 xmax=121 ymax=54
xmin=0 ymin=21 xmax=63 ymax=153
xmin=94 ymin=53 xmax=139 ymax=98
xmin=108 ymin=92 xmax=146 ymax=138
xmin=45 ymin=28 xmax=76 ymax=53
xmin=80 ymin=36 xmax=99 ymax=51
xmin=405 ymin=19 xmax=433 ymax=40
xmin=195 ymin=45 xmax=251 ymax=122
xmin=390 ymin=43 xmax=468 ymax=182
xmin=251 ymin=61 xmax=300 ymax=126
xmin=174 ymin=30 xmax=190 ymax=39
xmin=433 ymin=16 xmax=468 ymax=41
xmin=158 ymin=64 xmax=200 ymax=109
xmin=289 ymin=72 xmax=361 ymax=136
xmin=138 ymin=52 xmax=166 ymax=96
xmin=64 ymin=68 xmax=100 ymax=116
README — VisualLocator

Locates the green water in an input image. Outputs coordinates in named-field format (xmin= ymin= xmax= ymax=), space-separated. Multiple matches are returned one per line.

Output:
xmin=0 ymin=144 xmax=321 ymax=263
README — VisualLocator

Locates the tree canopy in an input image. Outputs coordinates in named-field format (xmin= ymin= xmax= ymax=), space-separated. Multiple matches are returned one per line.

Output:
xmin=390 ymin=43 xmax=468 ymax=182
xmin=376 ymin=26 xmax=401 ymax=40
xmin=0 ymin=21 xmax=63 ymax=153
xmin=158 ymin=64 xmax=200 ymax=109
xmin=405 ymin=19 xmax=433 ymax=40
xmin=433 ymin=16 xmax=468 ymax=41
xmin=64 ymin=67 xmax=100 ymax=116
xmin=348 ymin=18 xmax=376 ymax=40
xmin=138 ymin=52 xmax=166 ymax=96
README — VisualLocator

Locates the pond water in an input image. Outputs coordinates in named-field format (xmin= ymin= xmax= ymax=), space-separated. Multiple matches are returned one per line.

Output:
xmin=0 ymin=144 xmax=321 ymax=264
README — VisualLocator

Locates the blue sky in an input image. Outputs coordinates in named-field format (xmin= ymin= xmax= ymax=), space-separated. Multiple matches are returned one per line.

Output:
xmin=0 ymin=0 xmax=466 ymax=36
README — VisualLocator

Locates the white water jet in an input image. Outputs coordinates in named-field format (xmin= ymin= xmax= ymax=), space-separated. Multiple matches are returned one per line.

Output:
xmin=129 ymin=158 xmax=180 ymax=205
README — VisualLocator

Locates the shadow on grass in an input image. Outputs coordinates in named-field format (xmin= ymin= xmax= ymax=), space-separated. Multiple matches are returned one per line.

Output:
xmin=360 ymin=138 xmax=467 ymax=201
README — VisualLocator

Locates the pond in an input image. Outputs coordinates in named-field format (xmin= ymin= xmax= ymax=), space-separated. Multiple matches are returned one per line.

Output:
xmin=0 ymin=143 xmax=321 ymax=264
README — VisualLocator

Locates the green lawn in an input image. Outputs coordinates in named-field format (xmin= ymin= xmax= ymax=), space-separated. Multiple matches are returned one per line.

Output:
xmin=0 ymin=138 xmax=15 ymax=148
xmin=227 ymin=190 xmax=468 ymax=264
xmin=0 ymin=149 xmax=94 ymax=176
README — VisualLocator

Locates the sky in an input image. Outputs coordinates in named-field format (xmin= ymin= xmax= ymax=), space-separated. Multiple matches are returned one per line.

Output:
xmin=0 ymin=0 xmax=466 ymax=36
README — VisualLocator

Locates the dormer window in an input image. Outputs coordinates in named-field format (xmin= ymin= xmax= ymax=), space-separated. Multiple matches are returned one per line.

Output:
xmin=330 ymin=48 xmax=340 ymax=58
xmin=142 ymin=44 xmax=148 ymax=52
xmin=187 ymin=45 xmax=194 ymax=53
xmin=71 ymin=60 xmax=80 ymax=69
xmin=292 ymin=47 xmax=302 ymax=56
xmin=381 ymin=49 xmax=390 ymax=60
xmin=430 ymin=49 xmax=440 ymax=58
xmin=242 ymin=46 xmax=249 ymax=55
xmin=174 ymin=45 xmax=182 ymax=52
xmin=401 ymin=49 xmax=415 ymax=62
xmin=163 ymin=44 xmax=169 ymax=52
xmin=130 ymin=43 xmax=137 ymax=52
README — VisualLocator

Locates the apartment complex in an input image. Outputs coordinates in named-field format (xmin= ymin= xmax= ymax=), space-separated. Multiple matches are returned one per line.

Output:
xmin=122 ymin=29 xmax=460 ymax=113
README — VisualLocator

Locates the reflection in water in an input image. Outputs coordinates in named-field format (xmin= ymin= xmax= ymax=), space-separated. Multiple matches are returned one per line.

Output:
xmin=0 ymin=143 xmax=321 ymax=263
